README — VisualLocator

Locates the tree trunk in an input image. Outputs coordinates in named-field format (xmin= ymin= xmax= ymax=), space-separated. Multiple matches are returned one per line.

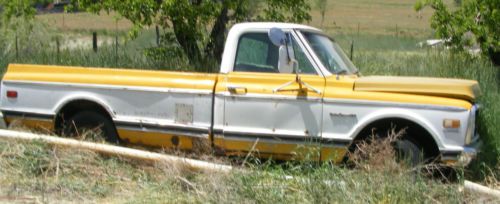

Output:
xmin=205 ymin=5 xmax=229 ymax=66
xmin=171 ymin=18 xmax=203 ymax=71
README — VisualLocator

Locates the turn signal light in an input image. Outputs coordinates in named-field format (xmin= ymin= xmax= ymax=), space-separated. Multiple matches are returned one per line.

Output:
xmin=6 ymin=90 xmax=18 ymax=98
xmin=443 ymin=119 xmax=460 ymax=129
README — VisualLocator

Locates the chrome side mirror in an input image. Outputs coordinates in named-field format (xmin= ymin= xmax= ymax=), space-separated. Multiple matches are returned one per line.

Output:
xmin=269 ymin=27 xmax=296 ymax=74
xmin=268 ymin=27 xmax=286 ymax=46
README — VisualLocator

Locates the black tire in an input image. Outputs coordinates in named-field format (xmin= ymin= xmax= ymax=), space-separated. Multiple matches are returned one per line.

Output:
xmin=62 ymin=111 xmax=120 ymax=143
xmin=393 ymin=139 xmax=423 ymax=167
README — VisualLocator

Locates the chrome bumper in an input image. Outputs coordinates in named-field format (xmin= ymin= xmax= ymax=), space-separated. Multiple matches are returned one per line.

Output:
xmin=458 ymin=138 xmax=482 ymax=166
xmin=441 ymin=136 xmax=481 ymax=166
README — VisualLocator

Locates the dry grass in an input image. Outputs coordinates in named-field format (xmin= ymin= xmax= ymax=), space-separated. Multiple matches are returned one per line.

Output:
xmin=0 ymin=138 xmax=216 ymax=202
xmin=308 ymin=0 xmax=457 ymax=36
xmin=0 ymin=131 xmax=482 ymax=203
xmin=35 ymin=12 xmax=133 ymax=32
xmin=484 ymin=166 xmax=500 ymax=191
xmin=348 ymin=127 xmax=407 ymax=173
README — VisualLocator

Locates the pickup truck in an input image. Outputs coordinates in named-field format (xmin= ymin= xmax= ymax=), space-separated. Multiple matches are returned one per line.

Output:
xmin=1 ymin=22 xmax=480 ymax=166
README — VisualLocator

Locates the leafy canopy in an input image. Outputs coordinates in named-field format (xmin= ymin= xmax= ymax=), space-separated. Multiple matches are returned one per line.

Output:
xmin=415 ymin=0 xmax=500 ymax=65
xmin=73 ymin=0 xmax=312 ymax=70
xmin=1 ymin=0 xmax=311 ymax=70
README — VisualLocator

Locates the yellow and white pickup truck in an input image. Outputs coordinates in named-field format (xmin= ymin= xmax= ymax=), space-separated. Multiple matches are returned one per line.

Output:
xmin=0 ymin=22 xmax=480 ymax=165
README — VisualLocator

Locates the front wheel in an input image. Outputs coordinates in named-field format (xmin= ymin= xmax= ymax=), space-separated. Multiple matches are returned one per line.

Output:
xmin=393 ymin=139 xmax=424 ymax=167
xmin=62 ymin=111 xmax=120 ymax=143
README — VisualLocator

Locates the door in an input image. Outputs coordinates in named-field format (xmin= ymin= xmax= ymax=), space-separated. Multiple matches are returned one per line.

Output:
xmin=215 ymin=31 xmax=326 ymax=160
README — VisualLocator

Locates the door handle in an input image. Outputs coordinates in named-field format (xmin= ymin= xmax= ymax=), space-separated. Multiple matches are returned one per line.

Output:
xmin=228 ymin=85 xmax=247 ymax=94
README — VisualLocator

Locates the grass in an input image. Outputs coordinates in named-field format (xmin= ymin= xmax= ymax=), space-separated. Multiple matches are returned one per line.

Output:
xmin=308 ymin=0 xmax=456 ymax=36
xmin=0 ymin=137 xmax=479 ymax=203
xmin=35 ymin=12 xmax=133 ymax=32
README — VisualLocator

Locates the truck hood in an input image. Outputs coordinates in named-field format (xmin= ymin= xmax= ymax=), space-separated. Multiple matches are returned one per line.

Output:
xmin=354 ymin=76 xmax=480 ymax=101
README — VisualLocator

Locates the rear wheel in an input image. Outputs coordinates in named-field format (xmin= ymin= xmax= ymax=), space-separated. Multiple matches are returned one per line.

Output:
xmin=62 ymin=111 xmax=120 ymax=143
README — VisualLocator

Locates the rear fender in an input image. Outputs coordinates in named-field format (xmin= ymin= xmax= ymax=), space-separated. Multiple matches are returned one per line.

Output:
xmin=53 ymin=92 xmax=115 ymax=119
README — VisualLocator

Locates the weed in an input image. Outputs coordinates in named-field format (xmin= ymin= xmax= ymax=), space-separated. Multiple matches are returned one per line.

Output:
xmin=348 ymin=128 xmax=406 ymax=173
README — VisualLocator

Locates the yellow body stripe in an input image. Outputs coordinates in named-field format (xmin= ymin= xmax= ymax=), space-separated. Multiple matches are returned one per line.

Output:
xmin=5 ymin=117 xmax=54 ymax=132
xmin=117 ymin=129 xmax=194 ymax=150
xmin=5 ymin=64 xmax=217 ymax=91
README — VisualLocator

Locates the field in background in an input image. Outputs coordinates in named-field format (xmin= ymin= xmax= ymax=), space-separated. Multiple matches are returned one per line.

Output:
xmin=0 ymin=0 xmax=499 ymax=202
xmin=35 ymin=0 xmax=450 ymax=36
xmin=309 ymin=0 xmax=446 ymax=36
xmin=36 ymin=12 xmax=132 ymax=32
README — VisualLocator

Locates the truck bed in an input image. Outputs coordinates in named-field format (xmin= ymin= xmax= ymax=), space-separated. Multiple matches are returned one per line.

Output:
xmin=1 ymin=64 xmax=218 ymax=148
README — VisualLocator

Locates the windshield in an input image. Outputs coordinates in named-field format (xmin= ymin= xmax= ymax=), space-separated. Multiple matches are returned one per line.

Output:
xmin=301 ymin=31 xmax=358 ymax=75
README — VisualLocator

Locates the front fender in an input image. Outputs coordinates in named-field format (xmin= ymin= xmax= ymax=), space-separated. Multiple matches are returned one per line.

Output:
xmin=348 ymin=108 xmax=445 ymax=148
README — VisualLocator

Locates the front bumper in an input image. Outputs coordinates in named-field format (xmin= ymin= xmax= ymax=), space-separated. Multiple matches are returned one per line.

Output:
xmin=441 ymin=137 xmax=481 ymax=166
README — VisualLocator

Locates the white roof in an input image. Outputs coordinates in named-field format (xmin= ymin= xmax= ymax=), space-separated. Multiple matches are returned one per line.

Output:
xmin=231 ymin=22 xmax=322 ymax=32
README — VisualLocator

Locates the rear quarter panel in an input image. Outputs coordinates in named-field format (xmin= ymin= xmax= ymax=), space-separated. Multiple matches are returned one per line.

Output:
xmin=1 ymin=64 xmax=217 ymax=145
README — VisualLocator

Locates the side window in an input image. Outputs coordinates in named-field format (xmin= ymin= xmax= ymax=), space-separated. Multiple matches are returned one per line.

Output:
xmin=234 ymin=32 xmax=317 ymax=74
xmin=235 ymin=33 xmax=279 ymax=73
xmin=291 ymin=39 xmax=316 ymax=74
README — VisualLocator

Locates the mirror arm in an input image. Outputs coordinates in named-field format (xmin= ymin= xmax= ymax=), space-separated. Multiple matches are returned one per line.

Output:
xmin=298 ymin=80 xmax=322 ymax=94
xmin=273 ymin=77 xmax=322 ymax=95
xmin=272 ymin=80 xmax=295 ymax=93
xmin=284 ymin=34 xmax=291 ymax=63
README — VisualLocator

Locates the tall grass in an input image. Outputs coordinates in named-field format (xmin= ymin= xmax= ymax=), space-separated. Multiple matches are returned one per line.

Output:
xmin=0 ymin=140 xmax=474 ymax=203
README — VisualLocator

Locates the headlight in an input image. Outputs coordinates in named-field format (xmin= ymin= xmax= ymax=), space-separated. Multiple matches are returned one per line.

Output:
xmin=465 ymin=104 xmax=478 ymax=144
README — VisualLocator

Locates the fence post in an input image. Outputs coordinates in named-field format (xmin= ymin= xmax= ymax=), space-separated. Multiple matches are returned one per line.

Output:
xmin=15 ymin=34 xmax=19 ymax=60
xmin=56 ymin=37 xmax=60 ymax=62
xmin=115 ymin=35 xmax=118 ymax=66
xmin=357 ymin=23 xmax=360 ymax=39
xmin=92 ymin=32 xmax=98 ymax=52
xmin=350 ymin=40 xmax=354 ymax=61
xmin=156 ymin=25 xmax=160 ymax=46
xmin=395 ymin=24 xmax=398 ymax=38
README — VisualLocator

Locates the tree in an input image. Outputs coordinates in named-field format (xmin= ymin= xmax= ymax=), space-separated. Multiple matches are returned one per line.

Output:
xmin=73 ymin=0 xmax=312 ymax=71
xmin=415 ymin=0 xmax=500 ymax=65
xmin=0 ymin=0 xmax=36 ymax=26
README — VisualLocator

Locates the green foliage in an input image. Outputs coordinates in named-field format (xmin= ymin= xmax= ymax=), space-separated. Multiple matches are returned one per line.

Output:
xmin=72 ymin=0 xmax=311 ymax=71
xmin=0 ymin=0 xmax=37 ymax=24
xmin=415 ymin=0 xmax=500 ymax=64
xmin=260 ymin=0 xmax=311 ymax=23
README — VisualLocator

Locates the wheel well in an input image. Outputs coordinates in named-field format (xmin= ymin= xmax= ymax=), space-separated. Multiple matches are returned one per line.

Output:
xmin=351 ymin=117 xmax=440 ymax=161
xmin=54 ymin=100 xmax=113 ymax=132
